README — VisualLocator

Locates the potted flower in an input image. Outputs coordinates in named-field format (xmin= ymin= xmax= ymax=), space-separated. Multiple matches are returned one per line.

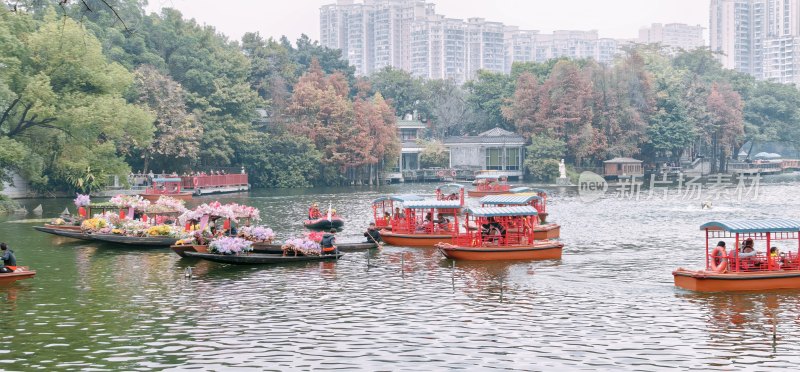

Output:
xmin=74 ymin=194 xmax=91 ymax=218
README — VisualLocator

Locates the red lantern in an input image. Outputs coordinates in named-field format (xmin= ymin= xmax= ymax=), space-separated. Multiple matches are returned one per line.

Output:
xmin=223 ymin=219 xmax=231 ymax=230
xmin=141 ymin=214 xmax=148 ymax=223
xmin=185 ymin=222 xmax=191 ymax=232
xmin=78 ymin=206 xmax=87 ymax=218
xmin=119 ymin=209 xmax=126 ymax=219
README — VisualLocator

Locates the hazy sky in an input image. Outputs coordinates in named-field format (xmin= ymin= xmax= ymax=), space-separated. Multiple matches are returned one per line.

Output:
xmin=145 ymin=0 xmax=711 ymax=43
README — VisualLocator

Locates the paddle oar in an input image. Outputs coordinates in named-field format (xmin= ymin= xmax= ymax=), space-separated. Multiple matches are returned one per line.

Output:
xmin=365 ymin=227 xmax=385 ymax=247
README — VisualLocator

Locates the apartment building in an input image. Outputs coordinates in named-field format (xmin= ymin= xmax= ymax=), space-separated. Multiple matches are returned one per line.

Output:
xmin=638 ymin=23 xmax=705 ymax=50
xmin=710 ymin=0 xmax=800 ymax=84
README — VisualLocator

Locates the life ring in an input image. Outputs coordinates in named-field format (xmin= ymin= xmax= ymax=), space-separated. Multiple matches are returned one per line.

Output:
xmin=192 ymin=177 xmax=199 ymax=187
xmin=437 ymin=170 xmax=445 ymax=177
xmin=450 ymin=170 xmax=457 ymax=177
xmin=709 ymin=246 xmax=728 ymax=273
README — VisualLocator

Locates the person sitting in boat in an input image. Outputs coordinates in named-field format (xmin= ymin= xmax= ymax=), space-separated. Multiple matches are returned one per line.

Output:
xmin=364 ymin=222 xmax=382 ymax=243
xmin=308 ymin=203 xmax=322 ymax=219
xmin=481 ymin=217 xmax=506 ymax=237
xmin=446 ymin=192 xmax=458 ymax=201
xmin=739 ymin=238 xmax=757 ymax=258
xmin=436 ymin=214 xmax=450 ymax=231
xmin=0 ymin=243 xmax=17 ymax=273
xmin=394 ymin=207 xmax=404 ymax=219
xmin=321 ymin=229 xmax=337 ymax=255
xmin=383 ymin=212 xmax=391 ymax=224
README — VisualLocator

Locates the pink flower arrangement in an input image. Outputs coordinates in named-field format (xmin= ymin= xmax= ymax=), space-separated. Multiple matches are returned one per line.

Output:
xmin=209 ymin=236 xmax=253 ymax=255
xmin=147 ymin=196 xmax=187 ymax=214
xmin=109 ymin=194 xmax=150 ymax=211
xmin=239 ymin=225 xmax=275 ymax=242
xmin=282 ymin=237 xmax=322 ymax=256
xmin=230 ymin=203 xmax=261 ymax=221
xmin=74 ymin=194 xmax=91 ymax=207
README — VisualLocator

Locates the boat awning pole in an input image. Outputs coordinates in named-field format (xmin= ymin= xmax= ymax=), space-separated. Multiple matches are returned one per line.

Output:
xmin=767 ymin=232 xmax=772 ymax=269
xmin=705 ymin=229 xmax=709 ymax=271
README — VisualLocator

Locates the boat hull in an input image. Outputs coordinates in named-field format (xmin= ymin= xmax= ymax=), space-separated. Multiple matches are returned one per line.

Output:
xmin=140 ymin=192 xmax=193 ymax=202
xmin=89 ymin=234 xmax=176 ymax=247
xmin=303 ymin=218 xmax=345 ymax=230
xmin=184 ymin=251 xmax=343 ymax=265
xmin=174 ymin=241 xmax=378 ymax=257
xmin=437 ymin=241 xmax=563 ymax=261
xmin=534 ymin=224 xmax=560 ymax=240
xmin=33 ymin=225 xmax=93 ymax=241
xmin=0 ymin=269 xmax=36 ymax=284
xmin=380 ymin=231 xmax=452 ymax=247
xmin=673 ymin=268 xmax=800 ymax=292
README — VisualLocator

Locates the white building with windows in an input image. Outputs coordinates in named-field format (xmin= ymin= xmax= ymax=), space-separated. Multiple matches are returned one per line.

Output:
xmin=444 ymin=128 xmax=525 ymax=179
xmin=638 ymin=23 xmax=705 ymax=51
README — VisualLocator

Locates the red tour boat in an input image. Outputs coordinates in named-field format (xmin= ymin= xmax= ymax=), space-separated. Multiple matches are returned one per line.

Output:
xmin=379 ymin=200 xmax=462 ymax=247
xmin=467 ymin=174 xmax=510 ymax=198
xmin=371 ymin=194 xmax=424 ymax=229
xmin=140 ymin=177 xmax=193 ymax=202
xmin=436 ymin=206 xmax=563 ymax=261
xmin=479 ymin=194 xmax=560 ymax=240
xmin=673 ymin=219 xmax=800 ymax=292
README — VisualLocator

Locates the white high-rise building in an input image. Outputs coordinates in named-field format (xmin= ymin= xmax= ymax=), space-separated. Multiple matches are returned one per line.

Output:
xmin=638 ymin=23 xmax=705 ymax=50
xmin=322 ymin=0 xmax=624 ymax=80
xmin=710 ymin=0 xmax=800 ymax=84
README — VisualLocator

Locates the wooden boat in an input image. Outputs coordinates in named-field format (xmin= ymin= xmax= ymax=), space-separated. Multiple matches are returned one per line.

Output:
xmin=0 ymin=267 xmax=36 ymax=284
xmin=184 ymin=251 xmax=343 ymax=265
xmin=479 ymin=194 xmax=560 ymax=240
xmin=33 ymin=225 xmax=94 ymax=241
xmin=467 ymin=174 xmax=511 ymax=197
xmin=673 ymin=219 xmax=800 ymax=292
xmin=379 ymin=200 xmax=462 ymax=247
xmin=303 ymin=216 xmax=345 ymax=230
xmin=435 ymin=184 xmax=465 ymax=215
xmin=139 ymin=177 xmax=193 ymax=201
xmin=172 ymin=241 xmax=377 ymax=257
xmin=371 ymin=194 xmax=424 ymax=229
xmin=436 ymin=206 xmax=563 ymax=261
xmin=88 ymin=233 xmax=177 ymax=247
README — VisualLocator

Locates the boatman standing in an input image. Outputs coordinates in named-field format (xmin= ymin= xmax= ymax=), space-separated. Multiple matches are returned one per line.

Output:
xmin=0 ymin=243 xmax=18 ymax=273
xmin=321 ymin=229 xmax=337 ymax=255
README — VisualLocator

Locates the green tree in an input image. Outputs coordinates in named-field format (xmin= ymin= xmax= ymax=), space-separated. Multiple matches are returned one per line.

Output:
xmin=464 ymin=70 xmax=515 ymax=133
xmin=368 ymin=67 xmax=424 ymax=117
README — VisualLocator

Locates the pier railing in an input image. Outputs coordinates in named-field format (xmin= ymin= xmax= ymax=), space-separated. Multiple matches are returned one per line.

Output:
xmin=181 ymin=174 xmax=248 ymax=189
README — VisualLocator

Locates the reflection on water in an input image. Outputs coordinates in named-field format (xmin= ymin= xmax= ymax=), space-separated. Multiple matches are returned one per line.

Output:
xmin=2 ymin=183 xmax=800 ymax=369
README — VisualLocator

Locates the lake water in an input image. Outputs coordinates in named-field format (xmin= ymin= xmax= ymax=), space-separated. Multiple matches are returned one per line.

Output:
xmin=3 ymin=176 xmax=800 ymax=370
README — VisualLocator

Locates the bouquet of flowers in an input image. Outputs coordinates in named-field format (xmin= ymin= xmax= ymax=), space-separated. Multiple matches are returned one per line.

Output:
xmin=281 ymin=237 xmax=322 ymax=256
xmin=174 ymin=230 xmax=213 ymax=246
xmin=81 ymin=217 xmax=109 ymax=232
xmin=147 ymin=196 xmax=187 ymax=214
xmin=73 ymin=194 xmax=91 ymax=207
xmin=238 ymin=225 xmax=275 ymax=243
xmin=230 ymin=203 xmax=261 ymax=222
xmin=146 ymin=225 xmax=173 ymax=236
xmin=209 ymin=236 xmax=253 ymax=255
xmin=109 ymin=194 xmax=151 ymax=211
xmin=117 ymin=219 xmax=151 ymax=236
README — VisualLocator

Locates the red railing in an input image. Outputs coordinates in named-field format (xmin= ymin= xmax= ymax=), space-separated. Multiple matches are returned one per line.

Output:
xmin=181 ymin=174 xmax=248 ymax=189
xmin=713 ymin=252 xmax=800 ymax=272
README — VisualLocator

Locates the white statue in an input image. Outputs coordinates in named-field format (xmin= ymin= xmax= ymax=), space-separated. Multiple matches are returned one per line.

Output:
xmin=558 ymin=159 xmax=567 ymax=178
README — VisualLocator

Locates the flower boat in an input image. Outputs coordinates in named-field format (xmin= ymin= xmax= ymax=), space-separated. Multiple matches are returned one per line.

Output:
xmin=436 ymin=206 xmax=563 ymax=261
xmin=466 ymin=174 xmax=511 ymax=198
xmin=0 ymin=267 xmax=36 ymax=284
xmin=139 ymin=177 xmax=193 ymax=202
xmin=371 ymin=194 xmax=424 ymax=230
xmin=380 ymin=200 xmax=462 ymax=247
xmin=479 ymin=193 xmax=560 ymax=240
xmin=435 ymin=183 xmax=465 ymax=215
xmin=673 ymin=219 xmax=800 ymax=292
xmin=33 ymin=225 xmax=94 ymax=241
xmin=184 ymin=251 xmax=343 ymax=264
xmin=172 ymin=204 xmax=263 ymax=256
